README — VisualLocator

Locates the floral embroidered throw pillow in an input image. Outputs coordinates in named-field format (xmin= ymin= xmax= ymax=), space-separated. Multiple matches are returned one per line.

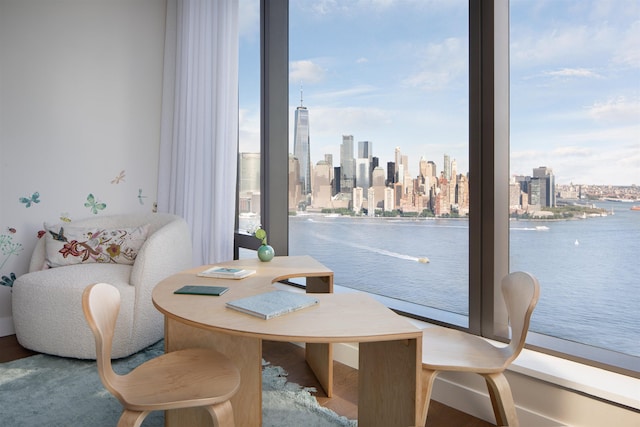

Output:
xmin=44 ymin=224 xmax=150 ymax=267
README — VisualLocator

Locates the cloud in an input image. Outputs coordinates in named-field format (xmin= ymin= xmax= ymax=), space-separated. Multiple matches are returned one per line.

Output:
xmin=290 ymin=60 xmax=326 ymax=84
xmin=588 ymin=96 xmax=640 ymax=122
xmin=307 ymin=106 xmax=394 ymax=137
xmin=612 ymin=20 xmax=640 ymax=68
xmin=238 ymin=0 xmax=259 ymax=41
xmin=551 ymin=146 xmax=594 ymax=157
xmin=544 ymin=68 xmax=602 ymax=79
xmin=403 ymin=37 xmax=467 ymax=91
xmin=238 ymin=108 xmax=260 ymax=153
xmin=315 ymin=85 xmax=378 ymax=102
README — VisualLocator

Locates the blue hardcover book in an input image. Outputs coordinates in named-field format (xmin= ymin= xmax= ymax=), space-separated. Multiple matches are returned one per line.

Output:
xmin=226 ymin=290 xmax=319 ymax=320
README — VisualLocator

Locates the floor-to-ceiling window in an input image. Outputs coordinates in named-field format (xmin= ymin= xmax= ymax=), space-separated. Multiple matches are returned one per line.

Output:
xmin=509 ymin=0 xmax=639 ymax=373
xmin=286 ymin=0 xmax=471 ymax=327
xmin=236 ymin=0 xmax=640 ymax=376
xmin=236 ymin=0 xmax=262 ymax=255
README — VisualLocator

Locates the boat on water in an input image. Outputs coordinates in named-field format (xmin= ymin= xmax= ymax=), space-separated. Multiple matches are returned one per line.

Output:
xmin=631 ymin=206 xmax=640 ymax=211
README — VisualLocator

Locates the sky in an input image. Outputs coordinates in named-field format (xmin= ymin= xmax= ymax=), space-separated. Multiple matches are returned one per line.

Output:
xmin=238 ymin=0 xmax=640 ymax=186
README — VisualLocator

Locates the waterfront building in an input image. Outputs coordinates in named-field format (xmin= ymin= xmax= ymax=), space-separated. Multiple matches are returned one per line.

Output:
xmin=367 ymin=187 xmax=375 ymax=216
xmin=533 ymin=166 xmax=556 ymax=207
xmin=384 ymin=187 xmax=395 ymax=212
xmin=352 ymin=187 xmax=364 ymax=213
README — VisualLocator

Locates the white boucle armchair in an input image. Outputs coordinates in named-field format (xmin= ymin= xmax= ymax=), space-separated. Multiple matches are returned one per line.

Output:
xmin=12 ymin=213 xmax=193 ymax=359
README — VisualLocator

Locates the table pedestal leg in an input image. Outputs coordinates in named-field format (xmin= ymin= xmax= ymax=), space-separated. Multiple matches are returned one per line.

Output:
xmin=305 ymin=274 xmax=334 ymax=397
xmin=358 ymin=338 xmax=422 ymax=427
xmin=305 ymin=343 xmax=333 ymax=397
xmin=164 ymin=318 xmax=262 ymax=427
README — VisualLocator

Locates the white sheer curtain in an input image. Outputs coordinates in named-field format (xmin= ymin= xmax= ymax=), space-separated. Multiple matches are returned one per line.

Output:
xmin=158 ymin=0 xmax=239 ymax=266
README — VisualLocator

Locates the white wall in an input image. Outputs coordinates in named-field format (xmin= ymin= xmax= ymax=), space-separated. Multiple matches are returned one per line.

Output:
xmin=0 ymin=0 xmax=167 ymax=334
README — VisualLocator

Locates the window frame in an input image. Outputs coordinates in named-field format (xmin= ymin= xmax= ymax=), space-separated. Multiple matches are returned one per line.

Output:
xmin=234 ymin=0 xmax=640 ymax=378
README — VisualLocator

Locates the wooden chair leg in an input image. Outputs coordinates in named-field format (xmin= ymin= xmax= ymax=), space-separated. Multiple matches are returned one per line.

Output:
xmin=204 ymin=400 xmax=235 ymax=427
xmin=484 ymin=372 xmax=518 ymax=427
xmin=419 ymin=369 xmax=439 ymax=427
xmin=117 ymin=409 xmax=150 ymax=427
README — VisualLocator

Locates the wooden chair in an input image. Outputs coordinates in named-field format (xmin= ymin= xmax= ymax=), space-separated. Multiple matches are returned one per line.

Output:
xmin=419 ymin=271 xmax=540 ymax=427
xmin=82 ymin=283 xmax=241 ymax=427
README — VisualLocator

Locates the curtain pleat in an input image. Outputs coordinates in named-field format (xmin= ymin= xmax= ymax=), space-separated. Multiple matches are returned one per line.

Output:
xmin=158 ymin=0 xmax=239 ymax=265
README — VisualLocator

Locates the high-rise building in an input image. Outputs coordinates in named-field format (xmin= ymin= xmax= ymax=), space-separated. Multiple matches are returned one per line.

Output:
xmin=371 ymin=166 xmax=386 ymax=209
xmin=340 ymin=135 xmax=355 ymax=193
xmin=238 ymin=152 xmax=260 ymax=214
xmin=384 ymin=187 xmax=395 ymax=212
xmin=352 ymin=187 xmax=364 ymax=213
xmin=312 ymin=160 xmax=332 ymax=209
xmin=293 ymin=92 xmax=311 ymax=195
xmin=444 ymin=154 xmax=451 ymax=180
xmin=358 ymin=140 xmax=372 ymax=160
xmin=533 ymin=166 xmax=556 ymax=207
xmin=367 ymin=187 xmax=376 ymax=217
xmin=356 ymin=158 xmax=370 ymax=190
xmin=387 ymin=161 xmax=395 ymax=185
xmin=288 ymin=155 xmax=302 ymax=211
xmin=333 ymin=166 xmax=341 ymax=195
xmin=239 ymin=152 xmax=260 ymax=195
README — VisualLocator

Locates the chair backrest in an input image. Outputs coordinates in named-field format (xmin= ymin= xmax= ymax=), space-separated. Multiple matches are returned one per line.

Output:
xmin=502 ymin=271 xmax=540 ymax=361
xmin=29 ymin=213 xmax=182 ymax=272
xmin=82 ymin=283 xmax=123 ymax=400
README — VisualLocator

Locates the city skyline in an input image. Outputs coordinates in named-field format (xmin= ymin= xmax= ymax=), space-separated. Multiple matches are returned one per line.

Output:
xmin=238 ymin=0 xmax=639 ymax=186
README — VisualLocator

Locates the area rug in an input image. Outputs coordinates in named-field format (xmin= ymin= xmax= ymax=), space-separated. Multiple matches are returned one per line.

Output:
xmin=0 ymin=341 xmax=356 ymax=427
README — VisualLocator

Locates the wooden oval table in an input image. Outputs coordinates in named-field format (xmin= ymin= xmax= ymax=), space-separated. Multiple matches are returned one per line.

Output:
xmin=152 ymin=255 xmax=422 ymax=427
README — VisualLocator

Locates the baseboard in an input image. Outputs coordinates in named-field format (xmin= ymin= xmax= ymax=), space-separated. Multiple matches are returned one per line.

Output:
xmin=327 ymin=342 xmax=564 ymax=426
xmin=0 ymin=316 xmax=15 ymax=337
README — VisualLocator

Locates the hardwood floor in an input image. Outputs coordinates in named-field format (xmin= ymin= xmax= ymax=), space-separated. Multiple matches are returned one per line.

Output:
xmin=0 ymin=334 xmax=36 ymax=363
xmin=261 ymin=341 xmax=495 ymax=427
xmin=1 ymin=335 xmax=494 ymax=426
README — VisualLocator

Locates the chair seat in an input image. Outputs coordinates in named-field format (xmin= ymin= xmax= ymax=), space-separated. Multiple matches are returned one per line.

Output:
xmin=115 ymin=348 xmax=241 ymax=412
xmin=422 ymin=327 xmax=511 ymax=373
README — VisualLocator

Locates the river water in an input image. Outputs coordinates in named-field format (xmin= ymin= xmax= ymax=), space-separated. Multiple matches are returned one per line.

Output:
xmin=288 ymin=201 xmax=639 ymax=357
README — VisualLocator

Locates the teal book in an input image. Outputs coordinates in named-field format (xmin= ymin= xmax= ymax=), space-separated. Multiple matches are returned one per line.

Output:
xmin=226 ymin=290 xmax=319 ymax=320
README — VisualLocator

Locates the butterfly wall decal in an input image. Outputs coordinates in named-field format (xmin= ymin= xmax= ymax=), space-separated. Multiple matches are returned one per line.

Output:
xmin=19 ymin=192 xmax=40 ymax=208
xmin=84 ymin=193 xmax=106 ymax=214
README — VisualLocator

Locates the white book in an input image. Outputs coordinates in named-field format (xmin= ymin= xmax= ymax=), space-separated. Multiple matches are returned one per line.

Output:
xmin=226 ymin=290 xmax=319 ymax=320
xmin=197 ymin=266 xmax=256 ymax=279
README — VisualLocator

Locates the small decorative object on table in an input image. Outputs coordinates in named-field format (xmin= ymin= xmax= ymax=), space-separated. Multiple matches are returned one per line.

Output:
xmin=253 ymin=227 xmax=274 ymax=262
